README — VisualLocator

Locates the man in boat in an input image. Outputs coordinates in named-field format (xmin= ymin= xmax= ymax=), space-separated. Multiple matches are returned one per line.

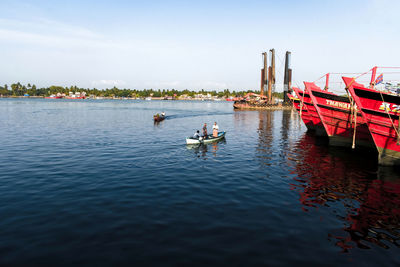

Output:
xmin=212 ymin=122 xmax=219 ymax=137
xmin=193 ymin=130 xmax=200 ymax=139
xmin=202 ymin=123 xmax=208 ymax=139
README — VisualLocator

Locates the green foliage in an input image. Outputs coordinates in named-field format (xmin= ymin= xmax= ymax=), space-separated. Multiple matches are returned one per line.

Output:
xmin=0 ymin=82 xmax=288 ymax=98
xmin=272 ymin=92 xmax=284 ymax=99
xmin=0 ymin=84 xmax=10 ymax=96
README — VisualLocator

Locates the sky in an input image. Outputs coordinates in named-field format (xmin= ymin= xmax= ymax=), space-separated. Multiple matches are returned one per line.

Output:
xmin=0 ymin=0 xmax=399 ymax=91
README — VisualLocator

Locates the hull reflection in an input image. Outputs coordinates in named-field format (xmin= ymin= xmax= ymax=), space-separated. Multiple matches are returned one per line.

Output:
xmin=291 ymin=133 xmax=400 ymax=251
xmin=186 ymin=140 xmax=226 ymax=158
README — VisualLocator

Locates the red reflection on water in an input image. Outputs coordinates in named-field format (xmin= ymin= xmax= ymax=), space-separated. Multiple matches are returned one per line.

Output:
xmin=291 ymin=133 xmax=400 ymax=251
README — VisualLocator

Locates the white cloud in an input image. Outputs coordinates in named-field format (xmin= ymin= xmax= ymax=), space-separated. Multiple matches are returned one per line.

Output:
xmin=0 ymin=18 xmax=101 ymax=39
xmin=0 ymin=18 xmax=128 ymax=50
xmin=143 ymin=81 xmax=230 ymax=90
xmin=144 ymin=81 xmax=181 ymax=88
xmin=202 ymin=81 xmax=228 ymax=89
xmin=91 ymin=80 xmax=127 ymax=87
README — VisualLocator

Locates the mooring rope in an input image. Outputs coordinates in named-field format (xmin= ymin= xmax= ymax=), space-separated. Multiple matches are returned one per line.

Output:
xmin=352 ymin=99 xmax=357 ymax=149
xmin=344 ymin=70 xmax=372 ymax=149
xmin=299 ymin=88 xmax=306 ymax=119
xmin=345 ymin=67 xmax=400 ymax=146
xmin=345 ymin=89 xmax=354 ymax=125
xmin=313 ymin=74 xmax=327 ymax=83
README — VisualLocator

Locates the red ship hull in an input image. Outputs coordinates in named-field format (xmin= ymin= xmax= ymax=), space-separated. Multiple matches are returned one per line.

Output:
xmin=305 ymin=82 xmax=373 ymax=148
xmin=288 ymin=91 xmax=313 ymax=131
xmin=292 ymin=87 xmax=326 ymax=136
xmin=343 ymin=76 xmax=400 ymax=165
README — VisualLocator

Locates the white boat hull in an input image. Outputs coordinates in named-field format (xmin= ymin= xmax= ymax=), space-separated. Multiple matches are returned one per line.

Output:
xmin=186 ymin=131 xmax=226 ymax=145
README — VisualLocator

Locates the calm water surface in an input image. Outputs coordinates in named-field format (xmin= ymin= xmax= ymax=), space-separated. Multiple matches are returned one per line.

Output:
xmin=1 ymin=99 xmax=400 ymax=265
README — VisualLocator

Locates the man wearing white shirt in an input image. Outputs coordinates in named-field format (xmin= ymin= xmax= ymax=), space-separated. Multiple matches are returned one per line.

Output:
xmin=212 ymin=122 xmax=219 ymax=137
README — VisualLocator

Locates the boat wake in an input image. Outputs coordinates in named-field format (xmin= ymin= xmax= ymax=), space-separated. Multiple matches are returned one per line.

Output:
xmin=165 ymin=112 xmax=232 ymax=120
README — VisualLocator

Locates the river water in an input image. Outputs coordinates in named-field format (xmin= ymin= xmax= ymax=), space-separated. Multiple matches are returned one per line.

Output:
xmin=1 ymin=98 xmax=399 ymax=265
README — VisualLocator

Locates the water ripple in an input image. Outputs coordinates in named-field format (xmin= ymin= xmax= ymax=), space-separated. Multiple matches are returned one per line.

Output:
xmin=0 ymin=99 xmax=399 ymax=265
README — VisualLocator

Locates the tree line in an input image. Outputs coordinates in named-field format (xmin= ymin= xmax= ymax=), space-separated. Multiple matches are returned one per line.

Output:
xmin=0 ymin=82 xmax=284 ymax=99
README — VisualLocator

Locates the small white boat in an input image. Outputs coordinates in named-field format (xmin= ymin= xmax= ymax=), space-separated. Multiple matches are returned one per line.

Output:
xmin=186 ymin=131 xmax=226 ymax=145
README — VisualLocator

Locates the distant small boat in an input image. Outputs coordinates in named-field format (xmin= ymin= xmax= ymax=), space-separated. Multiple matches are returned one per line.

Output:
xmin=186 ymin=131 xmax=226 ymax=145
xmin=145 ymin=97 xmax=152 ymax=101
xmin=154 ymin=115 xmax=165 ymax=122
xmin=45 ymin=94 xmax=63 ymax=99
xmin=65 ymin=96 xmax=86 ymax=99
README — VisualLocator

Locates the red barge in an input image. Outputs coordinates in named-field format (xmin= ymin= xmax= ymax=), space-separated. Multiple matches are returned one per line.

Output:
xmin=305 ymin=81 xmax=373 ymax=148
xmin=343 ymin=67 xmax=400 ymax=165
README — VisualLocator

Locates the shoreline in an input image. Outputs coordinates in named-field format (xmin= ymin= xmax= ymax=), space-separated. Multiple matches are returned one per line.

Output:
xmin=0 ymin=96 xmax=238 ymax=101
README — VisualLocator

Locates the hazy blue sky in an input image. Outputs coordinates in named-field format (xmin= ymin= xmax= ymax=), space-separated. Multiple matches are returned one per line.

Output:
xmin=0 ymin=0 xmax=399 ymax=91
